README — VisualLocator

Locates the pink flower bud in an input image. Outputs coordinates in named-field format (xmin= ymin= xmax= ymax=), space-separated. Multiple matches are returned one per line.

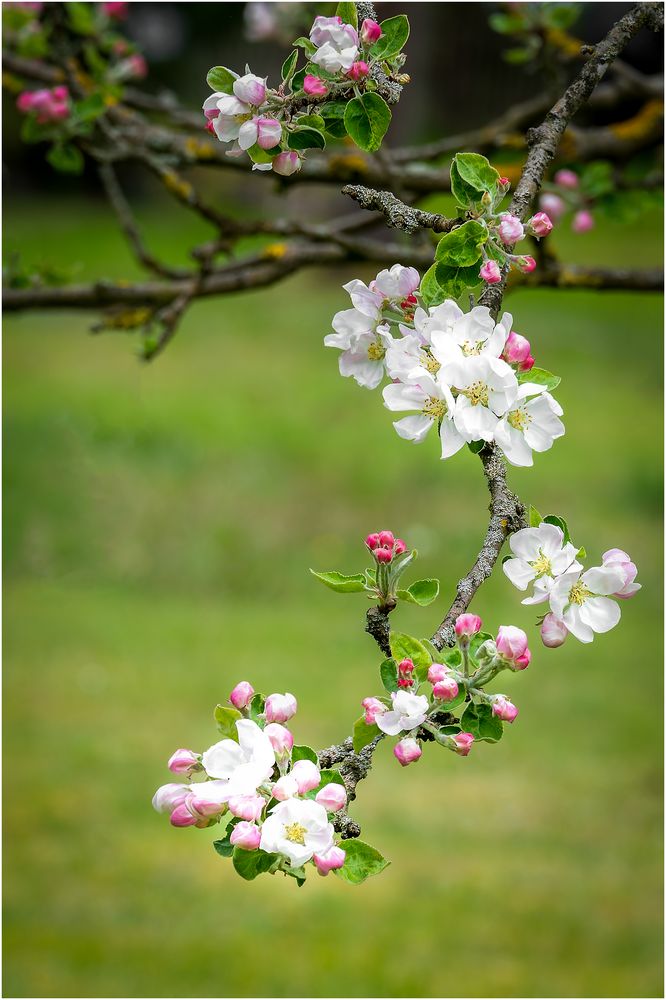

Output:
xmin=378 ymin=530 xmax=394 ymax=547
xmin=540 ymin=613 xmax=569 ymax=648
xmin=272 ymin=151 xmax=301 ymax=177
xmin=427 ymin=663 xmax=449 ymax=684
xmin=169 ymin=803 xmax=198 ymax=827
xmin=480 ymin=260 xmax=502 ymax=284
xmin=496 ymin=625 xmax=529 ymax=661
xmin=234 ymin=73 xmax=267 ymax=107
xmin=205 ymin=119 xmax=216 ymax=134
xmin=498 ymin=176 xmax=511 ymax=190
xmin=539 ymin=192 xmax=566 ymax=220
xmin=519 ymin=353 xmax=535 ymax=372
xmin=229 ymin=681 xmax=255 ymax=710
xmin=516 ymin=255 xmax=537 ymax=273
xmin=347 ymin=61 xmax=369 ymax=81
xmin=452 ymin=732 xmax=474 ymax=756
xmin=303 ymin=74 xmax=329 ymax=97
xmin=255 ymin=117 xmax=282 ymax=150
xmin=362 ymin=696 xmax=386 ymax=725
xmin=360 ymin=17 xmax=382 ymax=44
xmin=313 ymin=844 xmax=346 ymax=875
xmin=16 ymin=91 xmax=36 ymax=113
xmin=502 ymin=331 xmax=532 ymax=366
xmin=398 ymin=658 xmax=414 ymax=675
xmin=264 ymin=692 xmax=297 ymax=723
xmin=498 ymin=213 xmax=524 ymax=245
xmin=365 ymin=532 xmax=381 ymax=550
xmin=455 ymin=613 xmax=482 ymax=638
xmin=103 ymin=1 xmax=128 ymax=18
xmin=230 ymin=821 xmax=262 ymax=850
xmin=52 ymin=85 xmax=69 ymax=102
xmin=272 ymin=774 xmax=299 ymax=800
xmin=514 ymin=648 xmax=531 ymax=669
xmin=315 ymin=782 xmax=347 ymax=812
xmin=554 ymin=168 xmax=578 ymax=189
xmin=602 ymin=548 xmax=641 ymax=599
xmin=393 ymin=538 xmax=407 ymax=555
xmin=167 ymin=748 xmax=200 ymax=774
xmin=492 ymin=695 xmax=518 ymax=723
xmin=433 ymin=677 xmax=459 ymax=702
xmin=263 ymin=722 xmax=294 ymax=755
xmin=291 ymin=758 xmax=321 ymax=794
xmin=152 ymin=782 xmax=191 ymax=814
xmin=572 ymin=210 xmax=594 ymax=233
xmin=375 ymin=547 xmax=392 ymax=563
xmin=228 ymin=794 xmax=265 ymax=822
xmin=528 ymin=212 xmax=553 ymax=237
xmin=394 ymin=738 xmax=422 ymax=766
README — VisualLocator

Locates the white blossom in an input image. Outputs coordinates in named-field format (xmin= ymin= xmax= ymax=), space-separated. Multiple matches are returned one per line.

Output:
xmin=201 ymin=719 xmax=275 ymax=795
xmin=494 ymin=386 xmax=565 ymax=467
xmin=382 ymin=372 xmax=466 ymax=457
xmin=429 ymin=308 xmax=511 ymax=365
xmin=503 ymin=523 xmax=582 ymax=605
xmin=548 ymin=565 xmax=626 ymax=642
xmin=447 ymin=354 xmax=519 ymax=443
xmin=375 ymin=690 xmax=429 ymax=736
xmin=372 ymin=264 xmax=420 ymax=301
xmin=260 ymin=797 xmax=335 ymax=866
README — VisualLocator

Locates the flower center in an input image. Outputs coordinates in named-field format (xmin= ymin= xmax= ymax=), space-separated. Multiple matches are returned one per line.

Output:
xmin=367 ymin=340 xmax=385 ymax=361
xmin=531 ymin=552 xmax=552 ymax=576
xmin=422 ymin=396 xmax=447 ymax=419
xmin=464 ymin=380 xmax=489 ymax=407
xmin=462 ymin=339 xmax=485 ymax=357
xmin=569 ymin=581 xmax=591 ymax=606
xmin=284 ymin=821 xmax=307 ymax=845
xmin=423 ymin=352 xmax=441 ymax=375
xmin=508 ymin=407 xmax=531 ymax=431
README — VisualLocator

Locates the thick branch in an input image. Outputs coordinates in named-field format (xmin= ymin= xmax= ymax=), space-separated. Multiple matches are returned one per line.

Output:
xmin=342 ymin=185 xmax=459 ymax=234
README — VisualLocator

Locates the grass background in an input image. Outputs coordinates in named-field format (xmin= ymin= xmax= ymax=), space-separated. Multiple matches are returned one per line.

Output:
xmin=3 ymin=192 xmax=663 ymax=998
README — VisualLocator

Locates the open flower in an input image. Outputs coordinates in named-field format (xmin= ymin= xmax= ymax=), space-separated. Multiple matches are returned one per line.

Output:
xmin=260 ymin=798 xmax=335 ymax=866
xmin=310 ymin=17 xmax=359 ymax=73
xmin=372 ymin=264 xmax=420 ymax=301
xmin=326 ymin=311 xmax=393 ymax=390
xmin=201 ymin=719 xmax=275 ymax=795
xmin=601 ymin=548 xmax=641 ymax=599
xmin=448 ymin=354 xmax=518 ymax=443
xmin=494 ymin=386 xmax=565 ymax=467
xmin=382 ymin=372 xmax=466 ymax=458
xmin=429 ymin=308 xmax=512 ymax=364
xmin=503 ymin=523 xmax=581 ymax=604
xmin=548 ymin=565 xmax=626 ymax=642
xmin=375 ymin=690 xmax=429 ymax=736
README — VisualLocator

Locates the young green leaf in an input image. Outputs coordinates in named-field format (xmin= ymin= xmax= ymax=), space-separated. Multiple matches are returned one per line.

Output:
xmin=74 ymin=93 xmax=106 ymax=124
xmin=291 ymin=744 xmax=318 ymax=764
xmin=248 ymin=693 xmax=265 ymax=724
xmin=450 ymin=159 xmax=484 ymax=211
xmin=379 ymin=657 xmax=398 ymax=692
xmin=214 ymin=704 xmax=242 ymax=739
xmin=397 ymin=579 xmax=440 ymax=607
xmin=206 ymin=65 xmax=237 ymax=93
xmin=46 ymin=143 xmax=84 ymax=175
xmin=352 ymin=715 xmax=380 ymax=753
xmin=212 ymin=816 xmax=240 ymax=857
xmin=293 ymin=36 xmax=317 ymax=55
xmin=371 ymin=15 xmax=410 ymax=60
xmin=543 ymin=514 xmax=571 ymax=544
xmin=433 ymin=261 xmax=482 ymax=299
xmin=287 ymin=126 xmax=326 ymax=151
xmin=281 ymin=49 xmax=299 ymax=83
xmin=460 ymin=701 xmax=503 ymax=742
xmin=336 ymin=0 xmax=358 ymax=28
xmin=232 ymin=847 xmax=279 ymax=880
xmin=389 ymin=632 xmax=432 ymax=680
xmin=335 ymin=839 xmax=390 ymax=884
xmin=528 ymin=504 xmax=543 ymax=527
xmin=517 ymin=367 xmax=561 ymax=391
xmin=453 ymin=151 xmax=500 ymax=193
xmin=344 ymin=93 xmax=391 ymax=153
xmin=419 ymin=262 xmax=446 ymax=308
xmin=310 ymin=569 xmax=368 ymax=593
xmin=435 ymin=220 xmax=488 ymax=267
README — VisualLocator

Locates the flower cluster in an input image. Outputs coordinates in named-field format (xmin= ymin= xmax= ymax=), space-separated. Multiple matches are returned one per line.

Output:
xmin=502 ymin=520 xmax=640 ymax=645
xmin=477 ymin=182 xmax=554 ymax=285
xmin=359 ymin=613 xmax=531 ymax=768
xmin=16 ymin=86 xmax=70 ymax=124
xmin=540 ymin=169 xmax=595 ymax=234
xmin=325 ymin=264 xmax=564 ymax=467
xmin=153 ymin=680 xmax=354 ymax=883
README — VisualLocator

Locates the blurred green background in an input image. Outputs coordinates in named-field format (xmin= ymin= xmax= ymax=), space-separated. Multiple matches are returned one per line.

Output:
xmin=3 ymin=2 xmax=664 ymax=997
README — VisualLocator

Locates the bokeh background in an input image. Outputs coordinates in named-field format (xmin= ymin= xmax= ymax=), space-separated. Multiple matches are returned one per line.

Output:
xmin=3 ymin=3 xmax=664 ymax=998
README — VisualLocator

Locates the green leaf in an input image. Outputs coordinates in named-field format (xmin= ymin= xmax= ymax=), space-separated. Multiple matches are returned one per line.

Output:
xmin=296 ymin=114 xmax=325 ymax=130
xmin=577 ymin=545 xmax=587 ymax=560
xmin=248 ymin=693 xmax=265 ymax=724
xmin=450 ymin=160 xmax=484 ymax=211
xmin=286 ymin=126 xmax=325 ymax=152
xmin=435 ymin=221 xmax=488 ymax=267
xmin=214 ymin=704 xmax=242 ymax=739
xmin=380 ymin=657 xmax=398 ymax=693
xmin=352 ymin=715 xmax=380 ymax=753
xmin=318 ymin=768 xmax=346 ymax=787
xmin=398 ymin=579 xmax=440 ymax=607
xmin=371 ymin=15 xmax=410 ymax=60
xmin=73 ymin=93 xmax=106 ymax=124
xmin=46 ymin=143 xmax=84 ymax=175
xmin=281 ymin=49 xmax=299 ymax=83
xmin=335 ymin=840 xmax=390 ymax=884
xmin=20 ymin=116 xmax=44 ymax=145
xmin=336 ymin=1 xmax=358 ymax=28
xmin=433 ymin=261 xmax=482 ymax=299
xmin=293 ymin=36 xmax=317 ymax=55
xmin=206 ymin=65 xmax=237 ymax=93
xmin=529 ymin=504 xmax=543 ymax=527
xmin=292 ymin=744 xmax=318 ymax=764
xmin=246 ymin=143 xmax=280 ymax=165
xmin=320 ymin=101 xmax=347 ymax=120
xmin=67 ymin=1 xmax=95 ymax=34
xmin=232 ymin=847 xmax=279 ymax=880
xmin=291 ymin=68 xmax=307 ymax=92
xmin=389 ymin=632 xmax=432 ymax=681
xmin=452 ymin=152 xmax=500 ymax=196
xmin=441 ymin=647 xmax=463 ymax=668
xmin=467 ymin=439 xmax=485 ymax=455
xmin=419 ymin=263 xmax=446 ymax=308
xmin=284 ymin=864 xmax=307 ymax=886
xmin=310 ymin=569 xmax=367 ymax=593
xmin=518 ymin=367 xmax=561 ymax=391
xmin=212 ymin=816 xmax=240 ymax=857
xmin=543 ymin=514 xmax=571 ymax=544
xmin=544 ymin=3 xmax=580 ymax=29
xmin=504 ymin=46 xmax=535 ymax=65
xmin=489 ymin=12 xmax=526 ymax=34
xmin=460 ymin=701 xmax=503 ymax=742
xmin=469 ymin=630 xmax=494 ymax=661
xmin=344 ymin=93 xmax=391 ymax=153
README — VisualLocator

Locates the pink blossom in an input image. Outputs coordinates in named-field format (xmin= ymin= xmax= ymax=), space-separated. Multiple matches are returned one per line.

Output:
xmin=291 ymin=758 xmax=321 ymax=793
xmin=501 ymin=331 xmax=532 ymax=367
xmin=365 ymin=532 xmax=381 ymax=550
xmin=602 ymin=549 xmax=641 ymax=599
xmin=263 ymin=723 xmax=294 ymax=755
xmin=572 ymin=210 xmax=594 ymax=233
xmin=455 ymin=613 xmax=482 ymax=638
xmin=360 ymin=18 xmax=382 ymax=44
xmin=433 ymin=677 xmax=459 ymax=702
xmin=230 ymin=821 xmax=262 ymax=849
xmin=152 ymin=783 xmax=191 ymax=814
xmin=394 ymin=737 xmax=422 ymax=766
xmin=228 ymin=794 xmax=265 ymax=822
xmin=315 ymin=782 xmax=347 ymax=812
xmin=375 ymin=547 xmax=392 ymax=563
xmin=496 ymin=625 xmax=529 ymax=662
xmin=516 ymin=255 xmax=537 ymax=274
xmin=313 ymin=844 xmax=346 ymax=875
xmin=347 ymin=61 xmax=369 ymax=81
xmin=255 ymin=116 xmax=282 ymax=149
xmin=379 ymin=530 xmax=395 ymax=547
xmin=103 ymin=1 xmax=128 ymax=18
xmin=427 ymin=663 xmax=449 ymax=684
xmin=272 ymin=774 xmax=299 ymax=800
xmin=229 ymin=681 xmax=255 ymax=710
xmin=518 ymin=353 xmax=535 ymax=372
xmin=492 ymin=695 xmax=519 ymax=723
xmin=480 ymin=260 xmax=502 ymax=284
xmin=303 ymin=74 xmax=329 ymax=97
xmin=540 ymin=613 xmax=569 ymax=648
xmin=528 ymin=212 xmax=553 ymax=237
xmin=169 ymin=803 xmax=199 ymax=827
xmin=362 ymin=697 xmax=386 ymax=725
xmin=167 ymin=748 xmax=200 ymax=775
xmin=398 ymin=658 xmax=414 ymax=675
xmin=272 ymin=151 xmax=301 ymax=177
xmin=393 ymin=538 xmax=407 ymax=555
xmin=498 ymin=213 xmax=524 ymax=245
xmin=452 ymin=732 xmax=474 ymax=756
xmin=554 ymin=168 xmax=578 ymax=189
xmin=539 ymin=193 xmax=566 ymax=219
xmin=264 ymin=692 xmax=297 ymax=723
xmin=17 ymin=86 xmax=70 ymax=124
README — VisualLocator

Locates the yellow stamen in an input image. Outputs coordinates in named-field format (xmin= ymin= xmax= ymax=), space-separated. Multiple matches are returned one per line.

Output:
xmin=423 ymin=353 xmax=441 ymax=375
xmin=508 ymin=408 xmax=531 ymax=431
xmin=422 ymin=396 xmax=447 ymax=419
xmin=367 ymin=340 xmax=385 ymax=361
xmin=531 ymin=553 xmax=552 ymax=576
xmin=569 ymin=582 xmax=591 ymax=605
xmin=464 ymin=380 xmax=489 ymax=407
xmin=284 ymin=822 xmax=307 ymax=845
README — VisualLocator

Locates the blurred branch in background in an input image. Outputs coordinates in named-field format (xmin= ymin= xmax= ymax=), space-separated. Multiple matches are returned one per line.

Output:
xmin=2 ymin=0 xmax=663 ymax=364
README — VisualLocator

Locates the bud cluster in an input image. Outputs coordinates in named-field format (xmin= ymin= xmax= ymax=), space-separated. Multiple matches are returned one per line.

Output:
xmin=539 ymin=168 xmax=595 ymax=234
xmin=475 ymin=177 xmax=554 ymax=286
